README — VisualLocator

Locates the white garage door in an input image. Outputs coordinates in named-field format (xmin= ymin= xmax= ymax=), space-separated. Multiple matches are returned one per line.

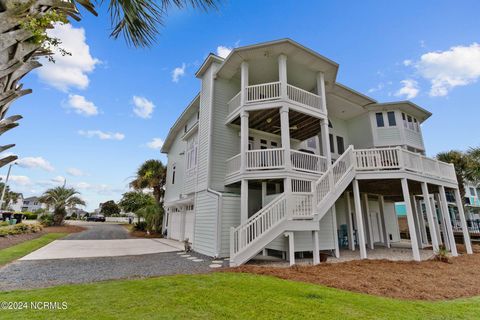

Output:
xmin=184 ymin=209 xmax=194 ymax=242
xmin=169 ymin=212 xmax=183 ymax=241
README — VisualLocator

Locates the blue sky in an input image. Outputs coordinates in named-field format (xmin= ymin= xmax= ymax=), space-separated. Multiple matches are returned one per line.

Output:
xmin=2 ymin=0 xmax=480 ymax=210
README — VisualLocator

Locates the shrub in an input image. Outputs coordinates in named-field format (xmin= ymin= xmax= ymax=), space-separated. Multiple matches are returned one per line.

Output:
xmin=0 ymin=223 xmax=43 ymax=237
xmin=434 ymin=245 xmax=450 ymax=263
xmin=23 ymin=212 xmax=38 ymax=220
xmin=0 ymin=221 xmax=8 ymax=227
xmin=134 ymin=221 xmax=147 ymax=231
xmin=39 ymin=214 xmax=54 ymax=227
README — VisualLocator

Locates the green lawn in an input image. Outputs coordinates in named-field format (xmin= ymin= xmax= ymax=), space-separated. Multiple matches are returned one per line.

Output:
xmin=0 ymin=273 xmax=479 ymax=319
xmin=0 ymin=233 xmax=66 ymax=266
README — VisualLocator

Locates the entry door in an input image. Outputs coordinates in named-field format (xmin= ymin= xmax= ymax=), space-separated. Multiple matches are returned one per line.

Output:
xmin=370 ymin=212 xmax=382 ymax=243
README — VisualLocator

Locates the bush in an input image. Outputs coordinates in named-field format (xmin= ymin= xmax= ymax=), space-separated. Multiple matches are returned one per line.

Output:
xmin=0 ymin=223 xmax=43 ymax=237
xmin=434 ymin=245 xmax=450 ymax=263
xmin=39 ymin=214 xmax=54 ymax=227
xmin=134 ymin=221 xmax=147 ymax=231
xmin=23 ymin=212 xmax=38 ymax=220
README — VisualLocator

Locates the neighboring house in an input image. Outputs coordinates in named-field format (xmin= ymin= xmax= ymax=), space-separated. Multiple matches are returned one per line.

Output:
xmin=21 ymin=196 xmax=47 ymax=212
xmin=161 ymin=39 xmax=472 ymax=266
xmin=464 ymin=182 xmax=480 ymax=220
xmin=8 ymin=193 xmax=24 ymax=212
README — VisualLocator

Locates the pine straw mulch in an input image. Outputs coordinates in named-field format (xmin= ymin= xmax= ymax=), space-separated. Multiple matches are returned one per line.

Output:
xmin=227 ymin=245 xmax=480 ymax=301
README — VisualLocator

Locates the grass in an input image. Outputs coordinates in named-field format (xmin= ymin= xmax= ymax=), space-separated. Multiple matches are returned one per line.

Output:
xmin=0 ymin=273 xmax=479 ymax=319
xmin=0 ymin=233 xmax=66 ymax=266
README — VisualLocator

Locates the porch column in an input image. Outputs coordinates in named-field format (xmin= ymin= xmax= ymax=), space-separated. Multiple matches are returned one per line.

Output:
xmin=363 ymin=193 xmax=374 ymax=249
xmin=278 ymin=54 xmax=288 ymax=99
xmin=240 ymin=111 xmax=249 ymax=173
xmin=454 ymin=188 xmax=473 ymax=254
xmin=280 ymin=106 xmax=292 ymax=169
xmin=439 ymin=185 xmax=458 ymax=256
xmin=261 ymin=181 xmax=267 ymax=207
xmin=317 ymin=72 xmax=327 ymax=114
xmin=284 ymin=177 xmax=292 ymax=218
xmin=401 ymin=178 xmax=421 ymax=261
xmin=435 ymin=193 xmax=449 ymax=250
xmin=352 ymin=179 xmax=367 ymax=259
xmin=332 ymin=204 xmax=340 ymax=258
xmin=312 ymin=230 xmax=320 ymax=265
xmin=320 ymin=118 xmax=332 ymax=165
xmin=241 ymin=179 xmax=249 ymax=224
xmin=421 ymin=182 xmax=439 ymax=252
xmin=416 ymin=198 xmax=429 ymax=247
xmin=285 ymin=232 xmax=295 ymax=266
xmin=378 ymin=195 xmax=390 ymax=248
xmin=411 ymin=196 xmax=423 ymax=249
xmin=431 ymin=196 xmax=443 ymax=246
xmin=346 ymin=191 xmax=355 ymax=251
xmin=240 ymin=61 xmax=249 ymax=106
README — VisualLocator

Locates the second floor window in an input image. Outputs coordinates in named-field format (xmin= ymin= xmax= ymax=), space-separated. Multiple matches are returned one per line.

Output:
xmin=329 ymin=134 xmax=335 ymax=153
xmin=470 ymin=187 xmax=476 ymax=197
xmin=336 ymin=136 xmax=345 ymax=154
xmin=172 ymin=165 xmax=176 ymax=184
xmin=376 ymin=113 xmax=385 ymax=127
xmin=185 ymin=136 xmax=198 ymax=172
xmin=387 ymin=111 xmax=396 ymax=126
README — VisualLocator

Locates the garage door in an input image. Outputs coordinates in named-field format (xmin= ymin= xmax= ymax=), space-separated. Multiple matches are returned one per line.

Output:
xmin=184 ymin=209 xmax=194 ymax=242
xmin=169 ymin=212 xmax=183 ymax=241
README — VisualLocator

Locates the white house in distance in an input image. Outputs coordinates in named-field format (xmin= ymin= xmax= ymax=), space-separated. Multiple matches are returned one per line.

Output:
xmin=161 ymin=39 xmax=472 ymax=266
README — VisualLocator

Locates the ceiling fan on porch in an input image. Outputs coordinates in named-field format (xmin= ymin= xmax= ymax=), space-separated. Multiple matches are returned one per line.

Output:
xmin=266 ymin=117 xmax=299 ymax=134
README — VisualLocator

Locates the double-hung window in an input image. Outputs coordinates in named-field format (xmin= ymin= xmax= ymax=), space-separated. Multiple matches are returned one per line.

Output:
xmin=376 ymin=112 xmax=385 ymax=127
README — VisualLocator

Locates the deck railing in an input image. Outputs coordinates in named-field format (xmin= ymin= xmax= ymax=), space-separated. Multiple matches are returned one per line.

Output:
xmin=226 ymin=154 xmax=241 ymax=175
xmin=291 ymin=193 xmax=314 ymax=217
xmin=291 ymin=150 xmax=328 ymax=173
xmin=287 ymin=84 xmax=322 ymax=110
xmin=227 ymin=91 xmax=241 ymax=114
xmin=246 ymin=82 xmax=281 ymax=103
xmin=246 ymin=148 xmax=285 ymax=170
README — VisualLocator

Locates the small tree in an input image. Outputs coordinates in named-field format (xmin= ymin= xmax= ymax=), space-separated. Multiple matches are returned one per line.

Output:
xmin=39 ymin=187 xmax=85 ymax=226
xmin=136 ymin=203 xmax=163 ymax=234
xmin=118 ymin=191 xmax=155 ymax=214
xmin=100 ymin=200 xmax=121 ymax=217
xmin=0 ymin=182 xmax=21 ymax=210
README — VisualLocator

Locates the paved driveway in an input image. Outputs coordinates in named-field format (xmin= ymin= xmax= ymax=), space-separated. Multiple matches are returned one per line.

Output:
xmin=65 ymin=222 xmax=130 ymax=240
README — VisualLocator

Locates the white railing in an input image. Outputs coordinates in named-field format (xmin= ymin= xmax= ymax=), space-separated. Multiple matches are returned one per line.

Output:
xmin=291 ymin=179 xmax=312 ymax=193
xmin=354 ymin=147 xmax=400 ymax=170
xmin=291 ymin=150 xmax=328 ymax=173
xmin=314 ymin=146 xmax=355 ymax=207
xmin=246 ymin=82 xmax=281 ymax=103
xmin=353 ymin=147 xmax=456 ymax=182
xmin=287 ymin=84 xmax=322 ymax=110
xmin=231 ymin=194 xmax=287 ymax=255
xmin=246 ymin=148 xmax=285 ymax=170
xmin=226 ymin=154 xmax=241 ymax=176
xmin=291 ymin=193 xmax=313 ymax=217
xmin=227 ymin=91 xmax=241 ymax=114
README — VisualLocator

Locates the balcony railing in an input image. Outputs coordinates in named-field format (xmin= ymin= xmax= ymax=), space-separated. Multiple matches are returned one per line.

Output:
xmin=291 ymin=150 xmax=328 ymax=173
xmin=246 ymin=148 xmax=285 ymax=169
xmin=227 ymin=82 xmax=324 ymax=116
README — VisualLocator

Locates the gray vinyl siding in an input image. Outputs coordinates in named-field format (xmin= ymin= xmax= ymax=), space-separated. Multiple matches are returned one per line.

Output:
xmin=196 ymin=65 xmax=216 ymax=192
xmin=219 ymin=194 xmax=241 ymax=257
xmin=347 ymin=113 xmax=374 ymax=149
xmin=164 ymin=131 xmax=186 ymax=204
xmin=210 ymin=78 xmax=240 ymax=191
xmin=193 ymin=191 xmax=218 ymax=256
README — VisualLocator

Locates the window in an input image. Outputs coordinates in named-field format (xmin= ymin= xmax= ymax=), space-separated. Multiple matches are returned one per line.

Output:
xmin=470 ymin=187 xmax=476 ymax=197
xmin=329 ymin=134 xmax=335 ymax=153
xmin=184 ymin=124 xmax=188 ymax=133
xmin=387 ymin=111 xmax=396 ymax=126
xmin=307 ymin=137 xmax=316 ymax=149
xmin=413 ymin=118 xmax=419 ymax=132
xmin=271 ymin=141 xmax=278 ymax=147
xmin=172 ymin=165 xmax=176 ymax=184
xmin=185 ymin=135 xmax=198 ymax=174
xmin=328 ymin=120 xmax=333 ymax=128
xmin=402 ymin=113 xmax=407 ymax=128
xmin=407 ymin=115 xmax=414 ymax=130
xmin=375 ymin=112 xmax=385 ymax=127
xmin=248 ymin=136 xmax=254 ymax=150
xmin=336 ymin=136 xmax=345 ymax=154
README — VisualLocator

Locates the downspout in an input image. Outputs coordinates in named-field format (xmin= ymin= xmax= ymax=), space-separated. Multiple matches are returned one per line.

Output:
xmin=208 ymin=188 xmax=223 ymax=258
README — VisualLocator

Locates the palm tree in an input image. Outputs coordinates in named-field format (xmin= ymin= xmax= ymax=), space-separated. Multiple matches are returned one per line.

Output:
xmin=0 ymin=0 xmax=218 ymax=168
xmin=136 ymin=202 xmax=162 ymax=234
xmin=130 ymin=159 xmax=166 ymax=203
xmin=39 ymin=186 xmax=86 ymax=226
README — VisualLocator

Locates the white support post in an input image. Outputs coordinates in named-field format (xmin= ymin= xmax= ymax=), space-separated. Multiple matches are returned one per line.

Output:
xmin=346 ymin=192 xmax=355 ymax=251
xmin=240 ymin=61 xmax=249 ymax=105
xmin=241 ymin=179 xmax=249 ymax=224
xmin=278 ymin=54 xmax=288 ymax=99
xmin=332 ymin=204 xmax=340 ymax=258
xmin=411 ymin=196 xmax=423 ymax=249
xmin=320 ymin=118 xmax=332 ymax=165
xmin=363 ymin=193 xmax=374 ymax=249
xmin=401 ymin=178 xmax=421 ymax=261
xmin=317 ymin=72 xmax=327 ymax=114
xmin=285 ymin=232 xmax=295 ymax=266
xmin=439 ymin=185 xmax=458 ymax=257
xmin=284 ymin=177 xmax=292 ymax=219
xmin=435 ymin=193 xmax=449 ymax=249
xmin=454 ymin=188 xmax=473 ymax=254
xmin=280 ymin=106 xmax=292 ymax=169
xmin=312 ymin=230 xmax=320 ymax=265
xmin=416 ymin=198 xmax=429 ymax=247
xmin=240 ymin=111 xmax=249 ymax=173
xmin=261 ymin=181 xmax=267 ymax=207
xmin=352 ymin=179 xmax=367 ymax=259
xmin=378 ymin=195 xmax=390 ymax=248
xmin=431 ymin=196 xmax=443 ymax=246
xmin=421 ymin=182 xmax=439 ymax=252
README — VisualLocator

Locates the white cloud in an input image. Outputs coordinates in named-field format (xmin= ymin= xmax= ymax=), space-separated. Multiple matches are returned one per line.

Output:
xmin=403 ymin=59 xmax=413 ymax=66
xmin=1 ymin=175 xmax=32 ymax=186
xmin=132 ymin=96 xmax=155 ymax=119
xmin=51 ymin=176 xmax=66 ymax=184
xmin=78 ymin=130 xmax=125 ymax=141
xmin=394 ymin=79 xmax=420 ymax=99
xmin=67 ymin=94 xmax=99 ymax=116
xmin=67 ymin=168 xmax=86 ymax=177
xmin=415 ymin=43 xmax=480 ymax=96
xmin=37 ymin=23 xmax=100 ymax=92
xmin=146 ymin=138 xmax=164 ymax=150
xmin=17 ymin=157 xmax=55 ymax=172
xmin=216 ymin=45 xmax=232 ymax=58
xmin=76 ymin=182 xmax=91 ymax=189
xmin=172 ymin=63 xmax=186 ymax=83
xmin=368 ymin=83 xmax=384 ymax=93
